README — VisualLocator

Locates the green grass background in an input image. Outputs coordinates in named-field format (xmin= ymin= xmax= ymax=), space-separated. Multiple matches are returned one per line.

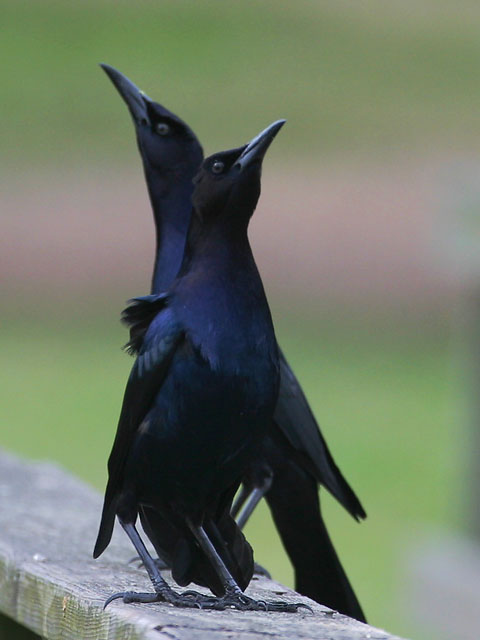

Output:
xmin=3 ymin=0 xmax=480 ymax=167
xmin=2 ymin=1 xmax=475 ymax=637
xmin=1 ymin=311 xmax=460 ymax=638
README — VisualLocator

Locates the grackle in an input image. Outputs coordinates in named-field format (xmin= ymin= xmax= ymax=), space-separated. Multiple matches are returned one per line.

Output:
xmin=100 ymin=64 xmax=366 ymax=621
xmin=94 ymin=120 xmax=308 ymax=612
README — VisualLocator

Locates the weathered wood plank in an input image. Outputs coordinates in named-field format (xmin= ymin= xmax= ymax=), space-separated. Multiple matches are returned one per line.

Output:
xmin=0 ymin=449 xmax=406 ymax=639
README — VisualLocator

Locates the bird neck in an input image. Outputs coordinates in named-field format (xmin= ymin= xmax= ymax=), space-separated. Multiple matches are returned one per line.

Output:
xmin=179 ymin=211 xmax=253 ymax=277
xmin=144 ymin=169 xmax=194 ymax=294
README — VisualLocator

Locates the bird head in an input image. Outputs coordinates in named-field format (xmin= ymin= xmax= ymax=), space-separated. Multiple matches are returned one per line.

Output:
xmin=191 ymin=120 xmax=285 ymax=228
xmin=100 ymin=64 xmax=203 ymax=176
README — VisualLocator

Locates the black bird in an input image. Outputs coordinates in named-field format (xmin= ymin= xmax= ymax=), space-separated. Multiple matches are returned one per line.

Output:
xmin=94 ymin=120 xmax=306 ymax=612
xmin=101 ymin=64 xmax=367 ymax=621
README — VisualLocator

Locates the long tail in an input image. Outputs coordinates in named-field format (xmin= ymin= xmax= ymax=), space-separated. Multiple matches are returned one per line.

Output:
xmin=275 ymin=351 xmax=366 ymax=522
xmin=265 ymin=458 xmax=366 ymax=622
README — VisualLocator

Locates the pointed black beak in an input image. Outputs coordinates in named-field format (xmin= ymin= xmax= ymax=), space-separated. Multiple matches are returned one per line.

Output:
xmin=100 ymin=63 xmax=152 ymax=126
xmin=235 ymin=120 xmax=286 ymax=171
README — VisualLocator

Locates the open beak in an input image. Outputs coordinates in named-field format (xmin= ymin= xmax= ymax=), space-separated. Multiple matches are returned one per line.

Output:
xmin=100 ymin=63 xmax=152 ymax=126
xmin=235 ymin=120 xmax=286 ymax=171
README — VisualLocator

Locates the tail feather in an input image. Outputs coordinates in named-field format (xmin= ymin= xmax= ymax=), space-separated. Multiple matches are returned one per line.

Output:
xmin=93 ymin=488 xmax=117 ymax=559
xmin=266 ymin=458 xmax=366 ymax=622
xmin=275 ymin=351 xmax=366 ymax=522
xmin=121 ymin=293 xmax=168 ymax=355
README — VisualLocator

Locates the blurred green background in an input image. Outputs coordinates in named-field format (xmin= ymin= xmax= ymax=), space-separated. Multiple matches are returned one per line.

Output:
xmin=3 ymin=1 xmax=479 ymax=638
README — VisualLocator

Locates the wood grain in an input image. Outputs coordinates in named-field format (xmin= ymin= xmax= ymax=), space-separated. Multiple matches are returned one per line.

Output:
xmin=0 ymin=450 xmax=406 ymax=639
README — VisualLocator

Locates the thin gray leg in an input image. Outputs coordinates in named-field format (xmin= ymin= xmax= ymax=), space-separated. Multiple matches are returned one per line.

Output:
xmin=186 ymin=518 xmax=308 ymax=613
xmin=103 ymin=519 xmax=215 ymax=609
xmin=236 ymin=475 xmax=272 ymax=529
xmin=231 ymin=485 xmax=250 ymax=519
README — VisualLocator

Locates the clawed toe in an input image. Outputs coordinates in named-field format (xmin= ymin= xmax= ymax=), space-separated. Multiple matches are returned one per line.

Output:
xmin=103 ymin=588 xmax=309 ymax=614
xmin=103 ymin=588 xmax=221 ymax=610
xmin=103 ymin=591 xmax=162 ymax=609
xmin=198 ymin=590 xmax=306 ymax=613
xmin=255 ymin=600 xmax=310 ymax=613
xmin=103 ymin=591 xmax=124 ymax=609
xmin=181 ymin=589 xmax=216 ymax=602
xmin=264 ymin=600 xmax=311 ymax=613
xmin=166 ymin=590 xmax=217 ymax=609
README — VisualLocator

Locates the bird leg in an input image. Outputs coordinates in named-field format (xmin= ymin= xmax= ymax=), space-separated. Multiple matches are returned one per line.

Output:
xmin=129 ymin=553 xmax=269 ymax=578
xmin=129 ymin=555 xmax=270 ymax=578
xmin=127 ymin=476 xmax=274 ymax=577
xmin=186 ymin=518 xmax=308 ymax=612
xmin=236 ymin=474 xmax=273 ymax=530
xmin=104 ymin=520 xmax=216 ymax=609
xmin=230 ymin=484 xmax=250 ymax=519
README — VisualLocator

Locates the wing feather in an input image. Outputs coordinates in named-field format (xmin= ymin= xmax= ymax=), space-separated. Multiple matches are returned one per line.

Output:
xmin=274 ymin=349 xmax=366 ymax=521
xmin=94 ymin=294 xmax=183 ymax=558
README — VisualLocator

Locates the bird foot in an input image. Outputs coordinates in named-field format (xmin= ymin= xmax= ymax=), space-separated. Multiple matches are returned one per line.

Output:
xmin=199 ymin=588 xmax=311 ymax=613
xmin=103 ymin=588 xmax=216 ymax=610
xmin=103 ymin=588 xmax=311 ymax=613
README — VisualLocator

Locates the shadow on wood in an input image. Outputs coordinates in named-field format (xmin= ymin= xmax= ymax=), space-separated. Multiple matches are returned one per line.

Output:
xmin=0 ymin=614 xmax=41 ymax=640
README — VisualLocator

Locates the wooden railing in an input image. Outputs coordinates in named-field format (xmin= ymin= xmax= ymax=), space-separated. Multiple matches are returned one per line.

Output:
xmin=0 ymin=450 xmax=406 ymax=640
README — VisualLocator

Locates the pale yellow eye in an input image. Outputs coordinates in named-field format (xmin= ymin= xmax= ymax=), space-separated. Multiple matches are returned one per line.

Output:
xmin=211 ymin=160 xmax=224 ymax=174
xmin=155 ymin=122 xmax=170 ymax=136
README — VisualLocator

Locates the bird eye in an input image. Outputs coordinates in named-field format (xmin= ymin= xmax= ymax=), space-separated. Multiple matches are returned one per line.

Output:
xmin=155 ymin=122 xmax=170 ymax=136
xmin=211 ymin=160 xmax=224 ymax=174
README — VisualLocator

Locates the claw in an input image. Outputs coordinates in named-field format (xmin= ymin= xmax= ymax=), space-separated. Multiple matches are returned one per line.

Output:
xmin=297 ymin=603 xmax=314 ymax=614
xmin=104 ymin=591 xmax=162 ymax=609
xmin=103 ymin=591 xmax=129 ymax=609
